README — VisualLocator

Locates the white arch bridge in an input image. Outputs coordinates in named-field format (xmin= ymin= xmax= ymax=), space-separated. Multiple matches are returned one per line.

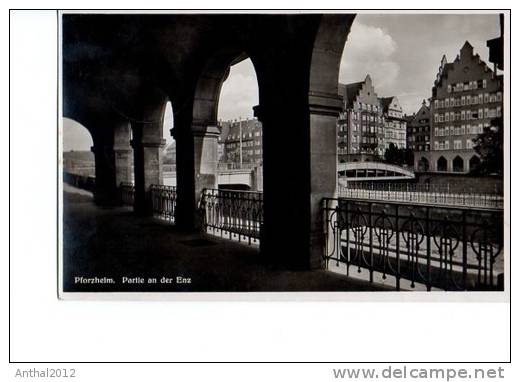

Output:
xmin=338 ymin=162 xmax=415 ymax=182
xmin=163 ymin=163 xmax=414 ymax=189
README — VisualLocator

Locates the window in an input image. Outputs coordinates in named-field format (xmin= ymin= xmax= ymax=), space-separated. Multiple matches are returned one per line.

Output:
xmin=447 ymin=84 xmax=452 ymax=93
xmin=454 ymin=140 xmax=462 ymax=149
xmin=461 ymin=96 xmax=466 ymax=106
xmin=445 ymin=140 xmax=450 ymax=150
xmin=483 ymin=79 xmax=487 ymax=88
xmin=497 ymin=106 xmax=502 ymax=117
xmin=497 ymin=92 xmax=502 ymax=102
xmin=478 ymin=109 xmax=483 ymax=119
xmin=484 ymin=93 xmax=489 ymax=103
xmin=478 ymin=94 xmax=483 ymax=104
xmin=466 ymin=139 xmax=473 ymax=149
xmin=434 ymin=114 xmax=439 ymax=123
xmin=434 ymin=100 xmax=439 ymax=108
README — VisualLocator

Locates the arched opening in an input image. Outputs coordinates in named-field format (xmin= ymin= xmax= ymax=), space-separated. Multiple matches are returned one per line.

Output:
xmin=453 ymin=155 xmax=464 ymax=172
xmin=437 ymin=156 xmax=448 ymax=172
xmin=162 ymin=100 xmax=176 ymax=187
xmin=418 ymin=157 xmax=430 ymax=172
xmin=62 ymin=117 xmax=95 ymax=195
xmin=470 ymin=155 xmax=481 ymax=172
xmin=62 ymin=117 xmax=94 ymax=177
xmin=217 ymin=58 xmax=261 ymax=191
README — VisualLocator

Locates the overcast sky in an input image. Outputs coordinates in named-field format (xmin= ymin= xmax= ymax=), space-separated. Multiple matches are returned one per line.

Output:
xmin=64 ymin=13 xmax=501 ymax=151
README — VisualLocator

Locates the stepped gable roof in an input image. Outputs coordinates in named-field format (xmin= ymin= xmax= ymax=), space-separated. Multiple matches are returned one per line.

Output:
xmin=339 ymin=81 xmax=364 ymax=108
xmin=379 ymin=96 xmax=394 ymax=112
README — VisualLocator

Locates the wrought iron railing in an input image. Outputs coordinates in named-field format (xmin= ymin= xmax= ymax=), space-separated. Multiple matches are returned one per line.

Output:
xmin=151 ymin=185 xmax=176 ymax=222
xmin=119 ymin=182 xmax=135 ymax=206
xmin=323 ymin=198 xmax=504 ymax=291
xmin=338 ymin=185 xmax=503 ymax=209
xmin=200 ymin=188 xmax=263 ymax=245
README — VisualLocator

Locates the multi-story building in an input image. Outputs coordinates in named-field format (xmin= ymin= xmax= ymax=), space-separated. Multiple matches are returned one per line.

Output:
xmin=429 ymin=41 xmax=503 ymax=173
xmin=163 ymin=141 xmax=176 ymax=165
xmin=337 ymin=74 xmax=385 ymax=162
xmin=380 ymin=96 xmax=407 ymax=150
xmin=406 ymin=100 xmax=431 ymax=171
xmin=220 ymin=118 xmax=263 ymax=168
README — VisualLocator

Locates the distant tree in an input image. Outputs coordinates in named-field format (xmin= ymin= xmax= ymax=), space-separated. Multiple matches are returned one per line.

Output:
xmin=384 ymin=143 xmax=400 ymax=165
xmin=384 ymin=143 xmax=413 ymax=166
xmin=472 ymin=116 xmax=503 ymax=176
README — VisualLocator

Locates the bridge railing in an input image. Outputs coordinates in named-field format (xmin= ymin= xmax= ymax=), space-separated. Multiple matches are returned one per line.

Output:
xmin=217 ymin=162 xmax=260 ymax=171
xmin=322 ymin=198 xmax=504 ymax=291
xmin=200 ymin=188 xmax=263 ymax=245
xmin=151 ymin=185 xmax=177 ymax=222
xmin=338 ymin=184 xmax=503 ymax=208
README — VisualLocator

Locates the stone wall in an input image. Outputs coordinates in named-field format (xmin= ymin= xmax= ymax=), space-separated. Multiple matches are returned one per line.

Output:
xmin=415 ymin=172 xmax=503 ymax=194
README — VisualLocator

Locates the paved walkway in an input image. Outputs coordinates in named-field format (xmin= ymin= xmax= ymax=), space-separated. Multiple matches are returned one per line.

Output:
xmin=62 ymin=185 xmax=390 ymax=292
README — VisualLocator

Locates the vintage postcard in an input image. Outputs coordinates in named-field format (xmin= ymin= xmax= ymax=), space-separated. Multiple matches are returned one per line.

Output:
xmin=59 ymin=10 xmax=509 ymax=298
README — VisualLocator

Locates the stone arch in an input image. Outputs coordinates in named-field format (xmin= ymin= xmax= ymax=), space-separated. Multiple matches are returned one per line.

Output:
xmin=62 ymin=117 xmax=96 ymax=193
xmin=418 ymin=156 xmax=429 ymax=172
xmin=192 ymin=49 xmax=253 ymax=129
xmin=309 ymin=14 xmax=356 ymax=100
xmin=453 ymin=155 xmax=464 ymax=172
xmin=192 ymin=48 xmax=261 ymax=180
xmin=128 ymin=86 xmax=170 ymax=212
xmin=437 ymin=156 xmax=448 ymax=172
xmin=305 ymin=14 xmax=356 ymax=268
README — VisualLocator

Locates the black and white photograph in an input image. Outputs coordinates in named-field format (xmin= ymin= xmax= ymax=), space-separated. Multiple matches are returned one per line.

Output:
xmin=8 ymin=5 xmax=514 ymax=374
xmin=59 ymin=11 xmax=508 ymax=295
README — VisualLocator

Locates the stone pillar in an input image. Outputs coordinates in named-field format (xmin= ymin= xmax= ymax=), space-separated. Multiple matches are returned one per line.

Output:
xmin=193 ymin=122 xmax=220 ymax=200
xmin=447 ymin=155 xmax=453 ymax=173
xmin=91 ymin=140 xmax=117 ymax=206
xmin=113 ymin=121 xmax=133 ymax=186
xmin=172 ymin=120 xmax=220 ymax=230
xmin=308 ymin=92 xmax=342 ymax=269
xmin=255 ymin=101 xmax=312 ymax=269
xmin=131 ymin=122 xmax=165 ymax=214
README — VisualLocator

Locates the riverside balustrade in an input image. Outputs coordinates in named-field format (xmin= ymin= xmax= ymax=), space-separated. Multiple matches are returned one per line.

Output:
xmin=150 ymin=185 xmax=176 ymax=222
xmin=119 ymin=182 xmax=135 ymax=206
xmin=323 ymin=197 xmax=504 ymax=291
xmin=338 ymin=183 xmax=503 ymax=208
xmin=200 ymin=188 xmax=263 ymax=245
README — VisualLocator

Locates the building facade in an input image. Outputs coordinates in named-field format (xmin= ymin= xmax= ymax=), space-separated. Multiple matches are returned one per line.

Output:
xmin=407 ymin=100 xmax=431 ymax=172
xmin=380 ymin=96 xmax=407 ymax=150
xmin=220 ymin=118 xmax=263 ymax=168
xmin=429 ymin=41 xmax=503 ymax=173
xmin=337 ymin=74 xmax=385 ymax=162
